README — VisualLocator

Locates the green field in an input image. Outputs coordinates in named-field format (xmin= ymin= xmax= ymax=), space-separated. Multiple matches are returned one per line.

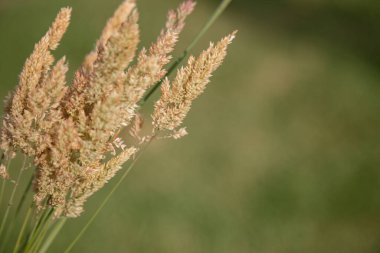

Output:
xmin=1 ymin=0 xmax=380 ymax=252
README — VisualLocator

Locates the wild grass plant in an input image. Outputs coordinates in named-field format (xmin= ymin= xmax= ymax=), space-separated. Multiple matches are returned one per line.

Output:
xmin=0 ymin=0 xmax=235 ymax=252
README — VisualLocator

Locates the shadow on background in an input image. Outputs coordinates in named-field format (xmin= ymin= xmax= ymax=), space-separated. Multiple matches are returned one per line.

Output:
xmin=0 ymin=0 xmax=380 ymax=252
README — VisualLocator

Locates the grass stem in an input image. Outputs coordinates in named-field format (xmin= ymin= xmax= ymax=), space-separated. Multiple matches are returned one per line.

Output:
xmin=12 ymin=206 xmax=32 ymax=253
xmin=0 ymin=155 xmax=27 ymax=240
xmin=22 ymin=208 xmax=53 ymax=253
xmin=0 ymin=156 xmax=11 ymax=210
xmin=142 ymin=0 xmax=232 ymax=103
xmin=16 ymin=175 xmax=33 ymax=216
xmin=38 ymin=218 xmax=67 ymax=253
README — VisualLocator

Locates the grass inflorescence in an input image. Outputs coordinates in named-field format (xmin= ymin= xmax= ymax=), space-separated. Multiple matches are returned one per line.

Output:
xmin=0 ymin=0 xmax=234 ymax=252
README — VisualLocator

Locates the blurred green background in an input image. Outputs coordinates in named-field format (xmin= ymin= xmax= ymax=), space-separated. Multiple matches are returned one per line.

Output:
xmin=1 ymin=0 xmax=380 ymax=252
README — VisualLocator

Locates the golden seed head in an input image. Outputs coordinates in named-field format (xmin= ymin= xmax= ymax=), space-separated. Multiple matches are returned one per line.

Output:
xmin=0 ymin=0 xmax=234 ymax=218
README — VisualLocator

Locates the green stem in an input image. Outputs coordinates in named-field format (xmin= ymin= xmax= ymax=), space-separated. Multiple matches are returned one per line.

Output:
xmin=188 ymin=0 xmax=232 ymax=52
xmin=63 ymin=139 xmax=154 ymax=253
xmin=0 ymin=156 xmax=11 ymax=210
xmin=38 ymin=218 xmax=67 ymax=253
xmin=0 ymin=152 xmax=5 ymax=202
xmin=142 ymin=0 xmax=232 ymax=103
xmin=28 ymin=215 xmax=52 ymax=253
xmin=16 ymin=175 xmax=33 ymax=216
xmin=25 ymin=208 xmax=53 ymax=252
xmin=12 ymin=206 xmax=32 ymax=253
xmin=0 ymin=213 xmax=20 ymax=253
xmin=0 ymin=155 xmax=27 ymax=239
xmin=0 ymin=178 xmax=6 ymax=210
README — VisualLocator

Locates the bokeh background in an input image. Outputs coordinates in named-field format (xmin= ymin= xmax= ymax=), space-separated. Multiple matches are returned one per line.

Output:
xmin=1 ymin=0 xmax=380 ymax=252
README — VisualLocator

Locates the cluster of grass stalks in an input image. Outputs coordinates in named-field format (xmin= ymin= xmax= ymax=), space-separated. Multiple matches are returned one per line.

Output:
xmin=0 ymin=0 xmax=234 ymax=252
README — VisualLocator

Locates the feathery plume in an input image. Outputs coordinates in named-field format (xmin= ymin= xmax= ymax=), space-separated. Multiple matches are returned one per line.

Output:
xmin=0 ymin=0 xmax=234 ymax=219
xmin=129 ymin=114 xmax=144 ymax=140
xmin=152 ymin=32 xmax=236 ymax=131
xmin=78 ymin=0 xmax=195 ymax=166
xmin=64 ymin=147 xmax=137 ymax=217
xmin=33 ymin=117 xmax=81 ymax=210
xmin=0 ymin=7 xmax=71 ymax=156
xmin=172 ymin=127 xmax=188 ymax=139
xmin=86 ymin=0 xmax=196 ymax=143
xmin=64 ymin=0 xmax=139 ymax=117
xmin=124 ymin=0 xmax=195 ymax=93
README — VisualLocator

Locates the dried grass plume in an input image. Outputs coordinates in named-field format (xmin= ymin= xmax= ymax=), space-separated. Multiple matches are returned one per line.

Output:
xmin=0 ymin=0 xmax=235 ymax=218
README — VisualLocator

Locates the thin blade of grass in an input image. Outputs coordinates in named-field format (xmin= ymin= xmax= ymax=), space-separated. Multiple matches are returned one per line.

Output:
xmin=12 ymin=206 xmax=32 ymax=253
xmin=38 ymin=218 xmax=67 ymax=253
xmin=0 ymin=155 xmax=27 ymax=239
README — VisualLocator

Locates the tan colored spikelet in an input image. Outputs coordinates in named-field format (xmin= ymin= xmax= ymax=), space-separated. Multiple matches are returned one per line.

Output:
xmin=152 ymin=32 xmax=236 ymax=131
xmin=46 ymin=7 xmax=72 ymax=50
xmin=0 ymin=130 xmax=10 ymax=154
xmin=85 ymin=6 xmax=139 ymax=104
xmin=78 ymin=0 xmax=194 ymax=161
xmin=0 ymin=7 xmax=71 ymax=156
xmin=63 ymin=0 xmax=139 ymax=117
xmin=27 ymin=57 xmax=68 ymax=122
xmin=60 ymin=69 xmax=89 ymax=117
xmin=166 ymin=0 xmax=195 ymax=33
xmin=0 ymin=164 xmax=9 ymax=179
xmin=8 ymin=57 xmax=69 ymax=157
xmin=64 ymin=147 xmax=137 ymax=217
xmin=172 ymin=127 xmax=188 ymax=139
xmin=99 ymin=0 xmax=137 ymax=48
xmin=83 ymin=0 xmax=137 ymax=71
xmin=33 ymin=117 xmax=81 ymax=210
xmin=0 ymin=5 xmax=73 ymax=206
xmin=129 ymin=114 xmax=144 ymax=139
xmin=60 ymin=2 xmax=140 ymax=177
xmin=1 ymin=93 xmax=14 ymax=148
xmin=35 ymin=3 xmax=139 ymax=211
xmin=125 ymin=0 xmax=195 ymax=90
xmin=91 ymin=0 xmax=196 ymax=136
xmin=10 ymin=7 xmax=70 ymax=118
